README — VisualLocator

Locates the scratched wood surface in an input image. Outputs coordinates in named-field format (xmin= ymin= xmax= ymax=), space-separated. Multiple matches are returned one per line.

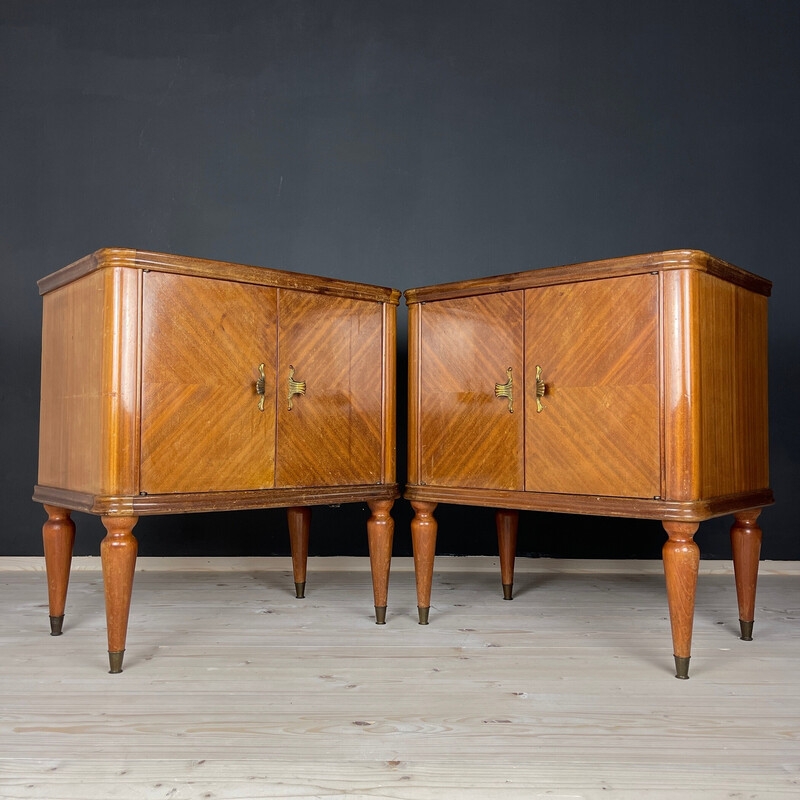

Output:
xmin=1 ymin=560 xmax=798 ymax=799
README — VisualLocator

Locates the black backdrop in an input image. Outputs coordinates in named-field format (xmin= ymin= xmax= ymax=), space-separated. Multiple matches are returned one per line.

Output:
xmin=2 ymin=1 xmax=798 ymax=560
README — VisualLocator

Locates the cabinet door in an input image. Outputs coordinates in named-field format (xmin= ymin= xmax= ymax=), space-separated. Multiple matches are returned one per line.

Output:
xmin=140 ymin=272 xmax=277 ymax=494
xmin=417 ymin=292 xmax=524 ymax=490
xmin=525 ymin=274 xmax=660 ymax=498
xmin=275 ymin=290 xmax=383 ymax=487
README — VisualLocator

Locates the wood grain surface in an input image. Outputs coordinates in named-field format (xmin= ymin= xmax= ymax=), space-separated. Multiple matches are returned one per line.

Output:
xmin=405 ymin=253 xmax=773 ymax=679
xmin=417 ymin=292 xmax=524 ymax=490
xmin=276 ymin=290 xmax=383 ymax=488
xmin=407 ymin=302 xmax=422 ymax=485
xmin=39 ymin=248 xmax=402 ymax=305
xmin=662 ymin=521 xmax=700 ymax=661
xmin=525 ymin=274 xmax=660 ymax=498
xmin=695 ymin=273 xmax=769 ymax=499
xmin=403 ymin=484 xmax=773 ymax=523
xmin=38 ymin=268 xmax=140 ymax=496
xmin=496 ymin=509 xmax=518 ymax=598
xmin=381 ymin=301 xmax=397 ymax=484
xmin=731 ymin=509 xmax=763 ymax=628
xmin=99 ymin=515 xmax=138 ymax=667
xmin=366 ymin=499 xmax=395 ymax=617
xmin=139 ymin=271 xmax=278 ymax=494
xmin=41 ymin=505 xmax=75 ymax=625
xmin=410 ymin=501 xmax=438 ymax=614
xmin=33 ymin=483 xmax=400 ymax=516
xmin=662 ymin=270 xmax=770 ymax=501
xmin=405 ymin=257 xmax=773 ymax=516
xmin=287 ymin=506 xmax=311 ymax=594
xmin=404 ymin=249 xmax=772 ymax=304
xmin=37 ymin=271 xmax=106 ymax=493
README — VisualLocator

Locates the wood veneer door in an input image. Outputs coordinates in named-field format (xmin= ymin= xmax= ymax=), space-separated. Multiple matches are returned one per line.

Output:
xmin=417 ymin=292 xmax=524 ymax=490
xmin=525 ymin=274 xmax=660 ymax=498
xmin=275 ymin=290 xmax=383 ymax=487
xmin=140 ymin=272 xmax=277 ymax=494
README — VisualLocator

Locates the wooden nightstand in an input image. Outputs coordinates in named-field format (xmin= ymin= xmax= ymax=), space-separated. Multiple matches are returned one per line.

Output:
xmin=34 ymin=249 xmax=399 ymax=672
xmin=405 ymin=250 xmax=772 ymax=679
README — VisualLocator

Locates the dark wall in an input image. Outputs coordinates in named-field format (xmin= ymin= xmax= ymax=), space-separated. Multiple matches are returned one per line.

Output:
xmin=2 ymin=1 xmax=798 ymax=559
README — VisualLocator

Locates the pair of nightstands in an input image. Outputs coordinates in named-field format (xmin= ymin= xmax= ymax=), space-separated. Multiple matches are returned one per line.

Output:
xmin=34 ymin=248 xmax=772 ymax=678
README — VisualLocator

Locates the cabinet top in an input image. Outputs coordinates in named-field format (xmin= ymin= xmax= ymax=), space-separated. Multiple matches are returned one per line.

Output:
xmin=404 ymin=249 xmax=771 ymax=304
xmin=38 ymin=248 xmax=402 ymax=305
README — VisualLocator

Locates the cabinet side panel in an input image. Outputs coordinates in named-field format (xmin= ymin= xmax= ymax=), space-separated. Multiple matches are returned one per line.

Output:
xmin=38 ymin=271 xmax=106 ymax=494
xmin=663 ymin=270 xmax=702 ymax=500
xmin=140 ymin=272 xmax=277 ymax=494
xmin=100 ymin=267 xmax=141 ymax=495
xmin=418 ymin=293 xmax=525 ymax=491
xmin=696 ymin=272 xmax=769 ymax=498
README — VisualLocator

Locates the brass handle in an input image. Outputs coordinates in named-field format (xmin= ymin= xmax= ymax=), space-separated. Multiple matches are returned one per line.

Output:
xmin=255 ymin=363 xmax=266 ymax=412
xmin=495 ymin=367 xmax=514 ymax=413
xmin=535 ymin=365 xmax=546 ymax=413
xmin=287 ymin=365 xmax=306 ymax=410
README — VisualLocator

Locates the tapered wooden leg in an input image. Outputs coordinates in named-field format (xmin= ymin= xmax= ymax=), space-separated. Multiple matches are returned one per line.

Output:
xmin=730 ymin=509 xmax=762 ymax=641
xmin=411 ymin=501 xmax=437 ymax=624
xmin=42 ymin=505 xmax=76 ymax=636
xmin=662 ymin=521 xmax=700 ymax=679
xmin=496 ymin=509 xmax=518 ymax=600
xmin=287 ymin=506 xmax=311 ymax=598
xmin=367 ymin=500 xmax=394 ymax=624
xmin=100 ymin=515 xmax=138 ymax=674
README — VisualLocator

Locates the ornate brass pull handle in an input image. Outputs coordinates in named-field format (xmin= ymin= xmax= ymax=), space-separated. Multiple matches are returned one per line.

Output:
xmin=535 ymin=365 xmax=546 ymax=413
xmin=494 ymin=367 xmax=514 ymax=413
xmin=255 ymin=363 xmax=266 ymax=412
xmin=287 ymin=365 xmax=306 ymax=410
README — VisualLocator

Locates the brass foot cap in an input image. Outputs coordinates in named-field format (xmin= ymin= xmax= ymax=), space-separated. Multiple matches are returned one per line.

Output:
xmin=374 ymin=606 xmax=387 ymax=625
xmin=674 ymin=655 xmax=690 ymax=680
xmin=502 ymin=583 xmax=513 ymax=601
xmin=418 ymin=606 xmax=430 ymax=625
xmin=108 ymin=650 xmax=125 ymax=674
xmin=49 ymin=615 xmax=64 ymax=636
xmin=295 ymin=581 xmax=306 ymax=599
xmin=739 ymin=620 xmax=754 ymax=641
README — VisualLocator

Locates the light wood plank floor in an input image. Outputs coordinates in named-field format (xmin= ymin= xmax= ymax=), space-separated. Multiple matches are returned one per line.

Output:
xmin=1 ymin=558 xmax=798 ymax=799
